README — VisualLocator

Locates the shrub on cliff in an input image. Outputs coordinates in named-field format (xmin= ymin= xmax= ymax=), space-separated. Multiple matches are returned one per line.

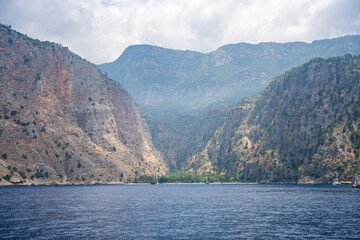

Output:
xmin=3 ymin=175 xmax=11 ymax=181
xmin=18 ymin=171 xmax=26 ymax=179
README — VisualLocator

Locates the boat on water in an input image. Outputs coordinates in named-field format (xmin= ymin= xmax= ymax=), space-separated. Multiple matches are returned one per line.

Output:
xmin=332 ymin=181 xmax=341 ymax=185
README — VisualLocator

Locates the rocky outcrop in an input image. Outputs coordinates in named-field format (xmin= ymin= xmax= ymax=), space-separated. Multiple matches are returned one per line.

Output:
xmin=353 ymin=176 xmax=360 ymax=188
xmin=0 ymin=24 xmax=166 ymax=186
xmin=188 ymin=55 xmax=360 ymax=183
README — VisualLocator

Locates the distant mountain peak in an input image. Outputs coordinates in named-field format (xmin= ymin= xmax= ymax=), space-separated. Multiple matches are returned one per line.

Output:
xmin=99 ymin=35 xmax=360 ymax=114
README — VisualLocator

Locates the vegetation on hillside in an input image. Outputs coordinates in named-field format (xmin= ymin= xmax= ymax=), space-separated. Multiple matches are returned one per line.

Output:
xmin=128 ymin=171 xmax=250 ymax=183
xmin=188 ymin=55 xmax=360 ymax=183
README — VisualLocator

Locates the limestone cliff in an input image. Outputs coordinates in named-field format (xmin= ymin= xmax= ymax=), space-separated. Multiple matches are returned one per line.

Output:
xmin=188 ymin=55 xmax=360 ymax=183
xmin=0 ymin=24 xmax=166 ymax=185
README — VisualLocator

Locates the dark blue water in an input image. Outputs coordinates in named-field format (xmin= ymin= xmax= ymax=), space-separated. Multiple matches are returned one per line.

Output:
xmin=0 ymin=184 xmax=359 ymax=239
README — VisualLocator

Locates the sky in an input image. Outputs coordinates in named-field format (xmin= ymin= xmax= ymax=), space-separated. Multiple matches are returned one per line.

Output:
xmin=0 ymin=0 xmax=360 ymax=64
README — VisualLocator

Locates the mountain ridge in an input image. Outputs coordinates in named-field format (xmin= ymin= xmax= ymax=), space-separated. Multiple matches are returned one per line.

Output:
xmin=104 ymin=34 xmax=360 ymax=65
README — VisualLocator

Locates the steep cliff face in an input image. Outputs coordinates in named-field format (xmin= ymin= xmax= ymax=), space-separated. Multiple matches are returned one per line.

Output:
xmin=0 ymin=24 xmax=166 ymax=185
xmin=188 ymin=55 xmax=360 ymax=183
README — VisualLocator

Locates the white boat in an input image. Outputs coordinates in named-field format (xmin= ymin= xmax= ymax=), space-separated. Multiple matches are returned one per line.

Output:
xmin=332 ymin=181 xmax=341 ymax=185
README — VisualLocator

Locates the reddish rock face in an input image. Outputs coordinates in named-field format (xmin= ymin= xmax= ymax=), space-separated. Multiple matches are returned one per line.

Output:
xmin=0 ymin=24 xmax=166 ymax=185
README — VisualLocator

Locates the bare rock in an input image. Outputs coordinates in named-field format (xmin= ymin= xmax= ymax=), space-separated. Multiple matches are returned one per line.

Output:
xmin=353 ymin=176 xmax=360 ymax=188
xmin=0 ymin=24 xmax=167 ymax=185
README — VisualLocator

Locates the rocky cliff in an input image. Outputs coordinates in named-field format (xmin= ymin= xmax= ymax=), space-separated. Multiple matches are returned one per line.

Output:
xmin=0 ymin=24 xmax=166 ymax=185
xmin=98 ymin=36 xmax=360 ymax=170
xmin=188 ymin=55 xmax=360 ymax=183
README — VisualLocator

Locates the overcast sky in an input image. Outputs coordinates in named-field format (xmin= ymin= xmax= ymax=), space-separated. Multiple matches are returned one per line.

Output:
xmin=0 ymin=0 xmax=359 ymax=64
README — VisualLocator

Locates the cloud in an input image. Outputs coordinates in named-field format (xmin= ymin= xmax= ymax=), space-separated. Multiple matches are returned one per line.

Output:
xmin=0 ymin=0 xmax=359 ymax=64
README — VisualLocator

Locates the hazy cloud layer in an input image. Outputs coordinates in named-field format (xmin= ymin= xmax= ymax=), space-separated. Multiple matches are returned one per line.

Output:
xmin=0 ymin=0 xmax=359 ymax=64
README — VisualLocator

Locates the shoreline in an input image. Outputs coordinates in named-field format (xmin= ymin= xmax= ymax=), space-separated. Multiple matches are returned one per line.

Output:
xmin=0 ymin=181 xmax=257 ymax=187
xmin=0 ymin=181 xmax=355 ymax=187
xmin=158 ymin=182 xmax=257 ymax=185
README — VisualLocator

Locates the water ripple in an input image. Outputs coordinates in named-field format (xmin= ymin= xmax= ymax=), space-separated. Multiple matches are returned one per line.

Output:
xmin=0 ymin=184 xmax=359 ymax=239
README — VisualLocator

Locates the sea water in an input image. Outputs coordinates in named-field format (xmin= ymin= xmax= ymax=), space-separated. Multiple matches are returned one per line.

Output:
xmin=0 ymin=184 xmax=359 ymax=239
